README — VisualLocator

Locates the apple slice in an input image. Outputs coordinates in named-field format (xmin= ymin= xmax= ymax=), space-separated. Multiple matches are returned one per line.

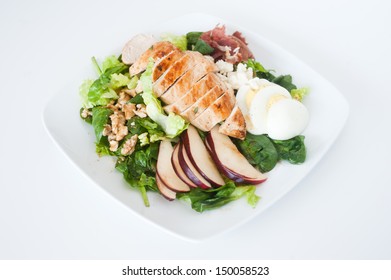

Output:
xmin=178 ymin=142 xmax=212 ymax=189
xmin=156 ymin=140 xmax=190 ymax=192
xmin=204 ymin=139 xmax=248 ymax=183
xmin=206 ymin=125 xmax=267 ymax=184
xmin=182 ymin=125 xmax=225 ymax=187
xmin=171 ymin=143 xmax=198 ymax=188
xmin=156 ymin=174 xmax=176 ymax=201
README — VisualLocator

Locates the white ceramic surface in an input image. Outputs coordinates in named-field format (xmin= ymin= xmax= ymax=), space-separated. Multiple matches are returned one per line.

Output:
xmin=42 ymin=13 xmax=349 ymax=241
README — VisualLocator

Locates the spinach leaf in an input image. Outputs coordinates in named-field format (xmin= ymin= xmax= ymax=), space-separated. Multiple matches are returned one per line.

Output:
xmin=272 ymin=75 xmax=297 ymax=92
xmin=91 ymin=107 xmax=112 ymax=142
xmin=234 ymin=133 xmax=279 ymax=172
xmin=193 ymin=39 xmax=214 ymax=55
xmin=186 ymin=31 xmax=203 ymax=49
xmin=114 ymin=142 xmax=160 ymax=207
xmin=129 ymin=94 xmax=145 ymax=105
xmin=177 ymin=181 xmax=260 ymax=212
xmin=272 ymin=135 xmax=306 ymax=164
xmin=246 ymin=59 xmax=298 ymax=92
xmin=185 ymin=31 xmax=214 ymax=55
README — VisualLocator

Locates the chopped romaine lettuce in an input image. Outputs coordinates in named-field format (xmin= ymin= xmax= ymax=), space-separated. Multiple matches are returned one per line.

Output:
xmin=291 ymin=87 xmax=309 ymax=102
xmin=79 ymin=79 xmax=94 ymax=108
xmin=110 ymin=73 xmax=130 ymax=89
xmin=101 ymin=55 xmax=123 ymax=72
xmin=160 ymin=33 xmax=187 ymax=51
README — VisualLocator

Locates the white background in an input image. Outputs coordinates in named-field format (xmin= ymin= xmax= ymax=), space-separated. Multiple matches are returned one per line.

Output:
xmin=1 ymin=0 xmax=390 ymax=259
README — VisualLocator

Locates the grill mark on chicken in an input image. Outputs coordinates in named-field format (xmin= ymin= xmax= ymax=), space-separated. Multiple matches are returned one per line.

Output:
xmin=181 ymin=85 xmax=225 ymax=122
xmin=159 ymin=59 xmax=218 ymax=105
xmin=191 ymin=88 xmax=235 ymax=131
xmin=164 ymin=73 xmax=219 ymax=114
xmin=129 ymin=41 xmax=179 ymax=76
xmin=152 ymin=50 xmax=184 ymax=82
xmin=153 ymin=52 xmax=201 ymax=97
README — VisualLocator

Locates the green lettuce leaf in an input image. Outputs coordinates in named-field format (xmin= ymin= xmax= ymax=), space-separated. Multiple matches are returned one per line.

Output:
xmin=101 ymin=55 xmax=123 ymax=72
xmin=160 ymin=33 xmax=187 ymax=51
xmin=110 ymin=73 xmax=130 ymax=89
xmin=291 ymin=87 xmax=309 ymax=102
xmin=79 ymin=79 xmax=94 ymax=108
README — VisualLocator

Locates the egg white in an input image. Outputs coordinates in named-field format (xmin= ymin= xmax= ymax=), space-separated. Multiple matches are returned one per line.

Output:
xmin=266 ymin=98 xmax=309 ymax=140
xmin=247 ymin=84 xmax=291 ymax=135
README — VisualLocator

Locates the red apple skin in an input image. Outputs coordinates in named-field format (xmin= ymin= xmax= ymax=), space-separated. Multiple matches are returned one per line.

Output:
xmin=171 ymin=143 xmax=198 ymax=189
xmin=156 ymin=174 xmax=176 ymax=201
xmin=205 ymin=133 xmax=267 ymax=185
xmin=181 ymin=127 xmax=224 ymax=187
xmin=177 ymin=142 xmax=212 ymax=190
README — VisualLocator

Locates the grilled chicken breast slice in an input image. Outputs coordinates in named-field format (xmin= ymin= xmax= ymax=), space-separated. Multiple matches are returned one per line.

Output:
xmin=159 ymin=58 xmax=218 ymax=104
xmin=129 ymin=41 xmax=180 ymax=76
xmin=164 ymin=73 xmax=219 ymax=114
xmin=152 ymin=50 xmax=184 ymax=82
xmin=153 ymin=51 xmax=203 ymax=97
xmin=191 ymin=89 xmax=235 ymax=131
xmin=122 ymin=34 xmax=158 ymax=65
xmin=180 ymin=85 xmax=225 ymax=122
xmin=219 ymin=105 xmax=246 ymax=140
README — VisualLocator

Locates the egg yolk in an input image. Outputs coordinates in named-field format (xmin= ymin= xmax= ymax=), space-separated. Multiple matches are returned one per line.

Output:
xmin=266 ymin=94 xmax=289 ymax=111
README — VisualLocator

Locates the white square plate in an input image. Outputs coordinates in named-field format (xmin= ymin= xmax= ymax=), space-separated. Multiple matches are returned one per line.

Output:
xmin=42 ymin=13 xmax=349 ymax=241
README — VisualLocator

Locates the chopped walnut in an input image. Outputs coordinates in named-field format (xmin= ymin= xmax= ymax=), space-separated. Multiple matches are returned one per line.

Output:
xmin=81 ymin=108 xmax=91 ymax=119
xmin=115 ymin=125 xmax=128 ymax=141
xmin=102 ymin=124 xmax=112 ymax=136
xmin=123 ymin=89 xmax=137 ymax=97
xmin=110 ymin=112 xmax=125 ymax=133
xmin=134 ymin=104 xmax=147 ymax=118
xmin=121 ymin=134 xmax=138 ymax=156
xmin=109 ymin=140 xmax=119 ymax=152
xmin=117 ymin=91 xmax=131 ymax=107
xmin=123 ymin=103 xmax=136 ymax=120
xmin=109 ymin=111 xmax=128 ymax=142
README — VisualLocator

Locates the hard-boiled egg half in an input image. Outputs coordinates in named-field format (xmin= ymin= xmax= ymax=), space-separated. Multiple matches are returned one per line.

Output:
xmin=236 ymin=78 xmax=309 ymax=140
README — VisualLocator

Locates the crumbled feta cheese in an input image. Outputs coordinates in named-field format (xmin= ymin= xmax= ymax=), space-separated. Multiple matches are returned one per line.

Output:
xmin=226 ymin=63 xmax=253 ymax=89
xmin=216 ymin=60 xmax=234 ymax=74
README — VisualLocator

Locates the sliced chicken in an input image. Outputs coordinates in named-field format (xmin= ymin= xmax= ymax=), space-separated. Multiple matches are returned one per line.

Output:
xmin=159 ymin=58 xmax=218 ymax=104
xmin=127 ymin=41 xmax=247 ymax=138
xmin=164 ymin=73 xmax=220 ymax=114
xmin=153 ymin=51 xmax=203 ymax=97
xmin=191 ymin=88 xmax=236 ymax=131
xmin=129 ymin=41 xmax=180 ymax=76
xmin=122 ymin=34 xmax=158 ymax=65
xmin=218 ymin=105 xmax=246 ymax=140
xmin=180 ymin=85 xmax=225 ymax=122
xmin=152 ymin=50 xmax=184 ymax=82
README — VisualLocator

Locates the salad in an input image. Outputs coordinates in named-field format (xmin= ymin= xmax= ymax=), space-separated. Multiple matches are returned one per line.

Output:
xmin=79 ymin=25 xmax=309 ymax=212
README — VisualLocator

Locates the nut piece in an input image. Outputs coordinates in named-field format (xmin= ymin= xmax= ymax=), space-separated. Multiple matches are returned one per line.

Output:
xmin=123 ymin=103 xmax=136 ymax=120
xmin=134 ymin=104 xmax=147 ymax=118
xmin=109 ymin=140 xmax=119 ymax=152
xmin=121 ymin=134 xmax=138 ymax=156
